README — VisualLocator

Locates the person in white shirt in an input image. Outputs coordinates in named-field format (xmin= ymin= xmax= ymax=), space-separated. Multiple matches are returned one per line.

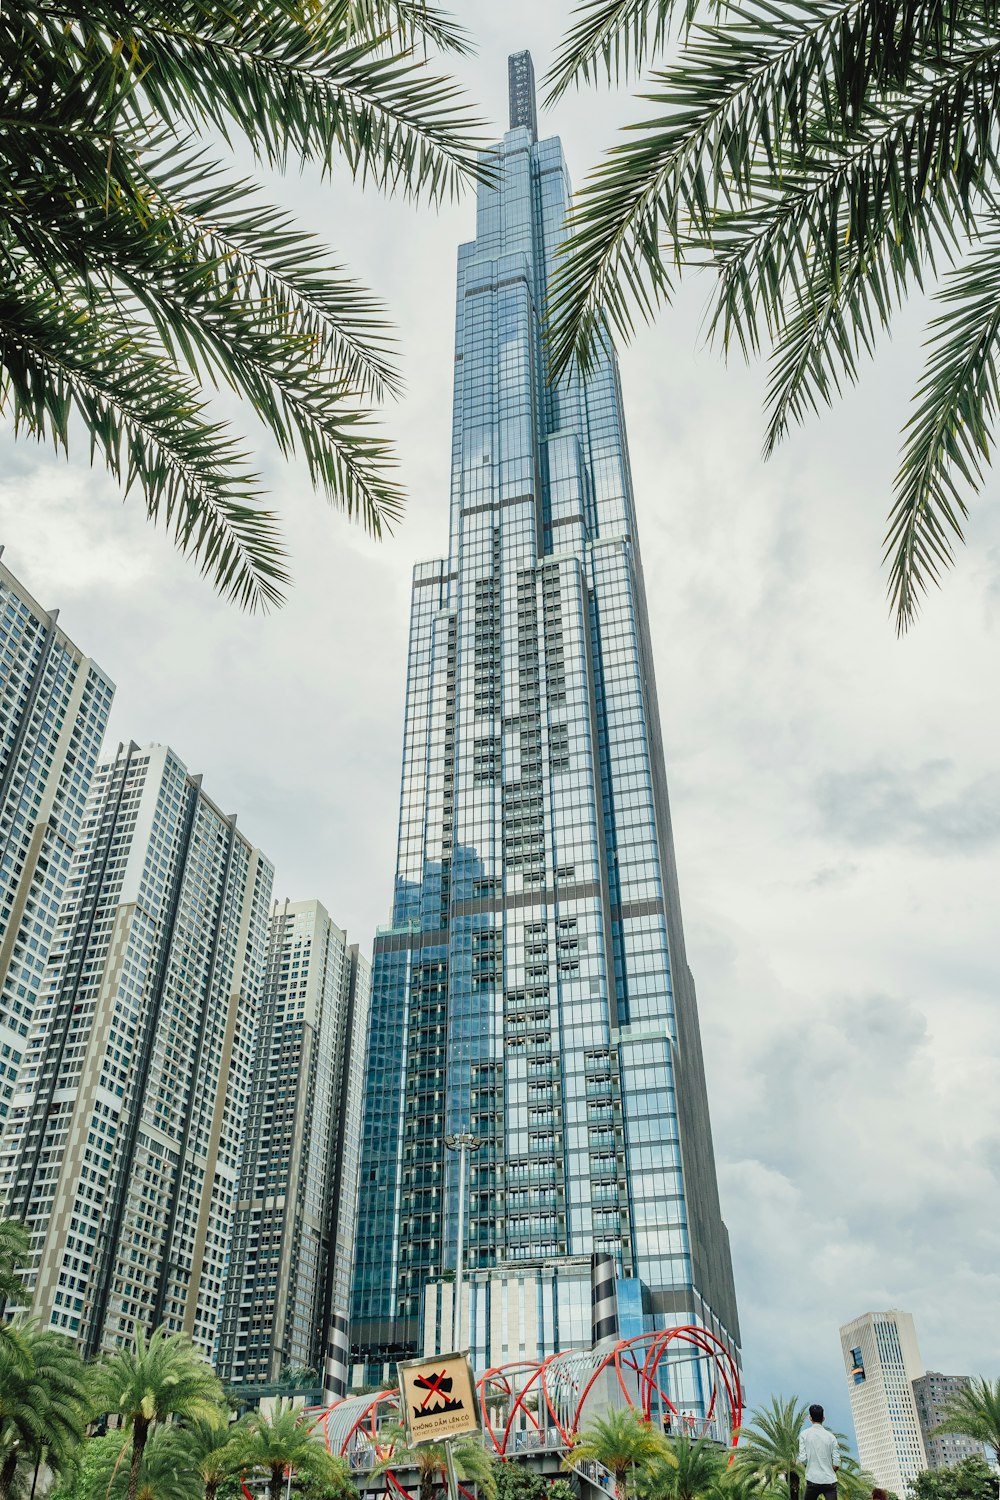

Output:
xmin=798 ymin=1403 xmax=841 ymax=1500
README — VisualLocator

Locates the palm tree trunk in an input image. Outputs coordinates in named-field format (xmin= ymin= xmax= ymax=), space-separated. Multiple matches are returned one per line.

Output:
xmin=0 ymin=1451 xmax=19 ymax=1500
xmin=789 ymin=1471 xmax=800 ymax=1500
xmin=127 ymin=1418 xmax=150 ymax=1500
xmin=420 ymin=1465 xmax=438 ymax=1500
xmin=270 ymin=1463 xmax=287 ymax=1500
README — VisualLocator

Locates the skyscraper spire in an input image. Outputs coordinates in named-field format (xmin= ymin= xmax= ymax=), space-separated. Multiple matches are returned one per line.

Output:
xmin=507 ymin=50 xmax=538 ymax=139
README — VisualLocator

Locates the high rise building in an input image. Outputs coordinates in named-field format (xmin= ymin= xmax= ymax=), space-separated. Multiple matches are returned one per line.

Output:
xmin=351 ymin=53 xmax=740 ymax=1389
xmin=0 ymin=551 xmax=114 ymax=1118
xmin=841 ymin=1309 xmax=928 ymax=1493
xmin=912 ymin=1373 xmax=983 ymax=1470
xmin=216 ymin=898 xmax=371 ymax=1399
xmin=0 ymin=741 xmax=273 ymax=1357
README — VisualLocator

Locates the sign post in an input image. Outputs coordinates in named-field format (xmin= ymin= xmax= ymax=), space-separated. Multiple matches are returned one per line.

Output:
xmin=398 ymin=1350 xmax=483 ymax=1500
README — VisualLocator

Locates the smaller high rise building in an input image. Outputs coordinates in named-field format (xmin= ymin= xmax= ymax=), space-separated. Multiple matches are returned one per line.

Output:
xmin=912 ymin=1373 xmax=983 ymax=1470
xmin=0 ymin=551 xmax=114 ymax=1117
xmin=841 ymin=1309 xmax=928 ymax=1494
xmin=216 ymin=899 xmax=371 ymax=1399
xmin=0 ymin=742 xmax=273 ymax=1357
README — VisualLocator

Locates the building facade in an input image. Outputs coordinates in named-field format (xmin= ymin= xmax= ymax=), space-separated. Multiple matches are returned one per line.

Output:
xmin=0 ymin=551 xmax=114 ymax=1121
xmin=841 ymin=1309 xmax=928 ymax=1494
xmin=912 ymin=1373 xmax=983 ymax=1471
xmin=216 ymin=898 xmax=371 ymax=1398
xmin=351 ymin=53 xmax=739 ymax=1391
xmin=0 ymin=742 xmax=273 ymax=1357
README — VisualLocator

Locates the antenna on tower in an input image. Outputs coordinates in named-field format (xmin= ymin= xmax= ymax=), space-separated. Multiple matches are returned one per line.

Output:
xmin=508 ymin=51 xmax=538 ymax=140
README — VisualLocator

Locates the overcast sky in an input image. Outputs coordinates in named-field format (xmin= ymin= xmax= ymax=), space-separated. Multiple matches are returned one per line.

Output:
xmin=2 ymin=2 xmax=998 ymax=1444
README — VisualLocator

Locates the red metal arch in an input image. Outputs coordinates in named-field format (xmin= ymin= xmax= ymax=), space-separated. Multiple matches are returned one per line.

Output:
xmin=474 ymin=1327 xmax=742 ymax=1458
xmin=311 ymin=1327 xmax=742 ymax=1486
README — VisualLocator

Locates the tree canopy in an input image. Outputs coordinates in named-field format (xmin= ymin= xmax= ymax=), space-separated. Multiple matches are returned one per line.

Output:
xmin=907 ymin=1456 xmax=999 ymax=1500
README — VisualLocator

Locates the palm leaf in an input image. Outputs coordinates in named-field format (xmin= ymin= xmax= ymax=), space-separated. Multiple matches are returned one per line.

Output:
xmin=0 ymin=269 xmax=290 ymax=611
xmin=345 ymin=0 xmax=475 ymax=56
xmin=888 ymin=221 xmax=1000 ymax=629
xmin=1 ymin=0 xmax=485 ymax=605
xmin=544 ymin=0 xmax=696 ymax=102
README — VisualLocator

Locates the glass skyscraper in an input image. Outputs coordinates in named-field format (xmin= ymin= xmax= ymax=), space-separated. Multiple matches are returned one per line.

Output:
xmin=352 ymin=54 xmax=739 ymax=1387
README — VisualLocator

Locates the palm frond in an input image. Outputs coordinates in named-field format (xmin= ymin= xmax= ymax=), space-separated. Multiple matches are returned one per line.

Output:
xmin=887 ymin=219 xmax=1000 ymax=629
xmin=345 ymin=0 xmax=475 ymax=56
xmin=26 ymin=4 xmax=488 ymax=198
xmin=703 ymin=31 xmax=1000 ymax=359
xmin=0 ymin=271 xmax=290 ymax=611
xmin=548 ymin=0 xmax=1000 ymax=375
xmin=130 ymin=143 xmax=401 ymax=405
xmin=544 ymin=0 xmax=693 ymax=102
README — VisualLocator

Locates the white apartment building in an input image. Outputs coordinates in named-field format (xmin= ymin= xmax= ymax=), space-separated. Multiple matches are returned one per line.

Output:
xmin=841 ymin=1309 xmax=928 ymax=1494
xmin=0 ymin=742 xmax=273 ymax=1357
xmin=216 ymin=898 xmax=371 ymax=1399
xmin=0 ymin=551 xmax=114 ymax=1120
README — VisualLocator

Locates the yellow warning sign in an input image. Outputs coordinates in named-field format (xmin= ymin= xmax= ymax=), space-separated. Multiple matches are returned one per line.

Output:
xmin=398 ymin=1351 xmax=482 ymax=1447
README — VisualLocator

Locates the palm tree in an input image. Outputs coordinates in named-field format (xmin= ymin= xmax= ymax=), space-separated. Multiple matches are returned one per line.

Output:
xmin=1 ymin=0 xmax=486 ymax=610
xmin=934 ymin=1377 xmax=1000 ymax=1469
xmin=716 ymin=1466 xmax=782 ymax=1500
xmin=84 ymin=1425 xmax=203 ymax=1500
xmin=833 ymin=1453 xmax=879 ymax=1500
xmin=373 ymin=1421 xmax=497 ymax=1500
xmin=89 ymin=1326 xmax=226 ymax=1500
xmin=297 ymin=1457 xmax=360 ymax=1500
xmin=731 ymin=1397 xmax=807 ymax=1500
xmin=183 ymin=1413 xmax=238 ymax=1500
xmin=566 ymin=1407 xmax=675 ymax=1500
xmin=636 ymin=1436 xmax=726 ymax=1500
xmin=545 ymin=0 xmax=1000 ymax=630
xmin=0 ymin=1319 xmax=91 ymax=1500
xmin=222 ymin=1397 xmax=351 ymax=1500
xmin=0 ymin=1219 xmax=29 ymax=1309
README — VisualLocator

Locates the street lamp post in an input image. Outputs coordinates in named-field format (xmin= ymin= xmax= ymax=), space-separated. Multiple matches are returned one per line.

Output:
xmin=444 ymin=1131 xmax=482 ymax=1352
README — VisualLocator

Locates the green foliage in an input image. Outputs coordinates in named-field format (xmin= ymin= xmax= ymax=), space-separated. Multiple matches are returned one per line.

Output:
xmin=0 ymin=0 xmax=486 ymax=609
xmin=935 ymin=1379 xmax=1000 ymax=1466
xmin=566 ymin=1407 xmax=677 ymax=1498
xmin=546 ymin=0 xmax=1000 ymax=629
xmin=297 ymin=1456 xmax=360 ymax=1500
xmin=0 ymin=1319 xmax=91 ymax=1499
xmin=497 ymin=1459 xmax=551 ymax=1500
xmin=731 ymin=1396 xmax=807 ymax=1497
xmin=90 ymin=1327 xmax=226 ymax=1500
xmin=222 ymin=1397 xmax=352 ymax=1500
xmin=835 ymin=1452 xmax=881 ymax=1500
xmin=0 ymin=1220 xmax=29 ymax=1310
xmin=79 ymin=1425 xmax=203 ymax=1500
xmin=374 ymin=1421 xmax=497 ymax=1500
xmin=908 ymin=1455 xmax=999 ymax=1500
xmin=497 ymin=1460 xmax=558 ymax=1500
xmin=183 ymin=1413 xmax=240 ymax=1500
xmin=636 ymin=1436 xmax=725 ymax=1500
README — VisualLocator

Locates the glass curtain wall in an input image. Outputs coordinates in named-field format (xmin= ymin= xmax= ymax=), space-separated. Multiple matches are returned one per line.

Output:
xmin=352 ymin=53 xmax=739 ymax=1389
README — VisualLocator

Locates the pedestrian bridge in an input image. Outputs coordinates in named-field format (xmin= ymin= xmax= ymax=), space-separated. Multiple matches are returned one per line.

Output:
xmin=308 ymin=1326 xmax=742 ymax=1477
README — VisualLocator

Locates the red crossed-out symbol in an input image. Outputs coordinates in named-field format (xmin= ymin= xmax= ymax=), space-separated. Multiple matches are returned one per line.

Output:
xmin=415 ymin=1370 xmax=453 ymax=1410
